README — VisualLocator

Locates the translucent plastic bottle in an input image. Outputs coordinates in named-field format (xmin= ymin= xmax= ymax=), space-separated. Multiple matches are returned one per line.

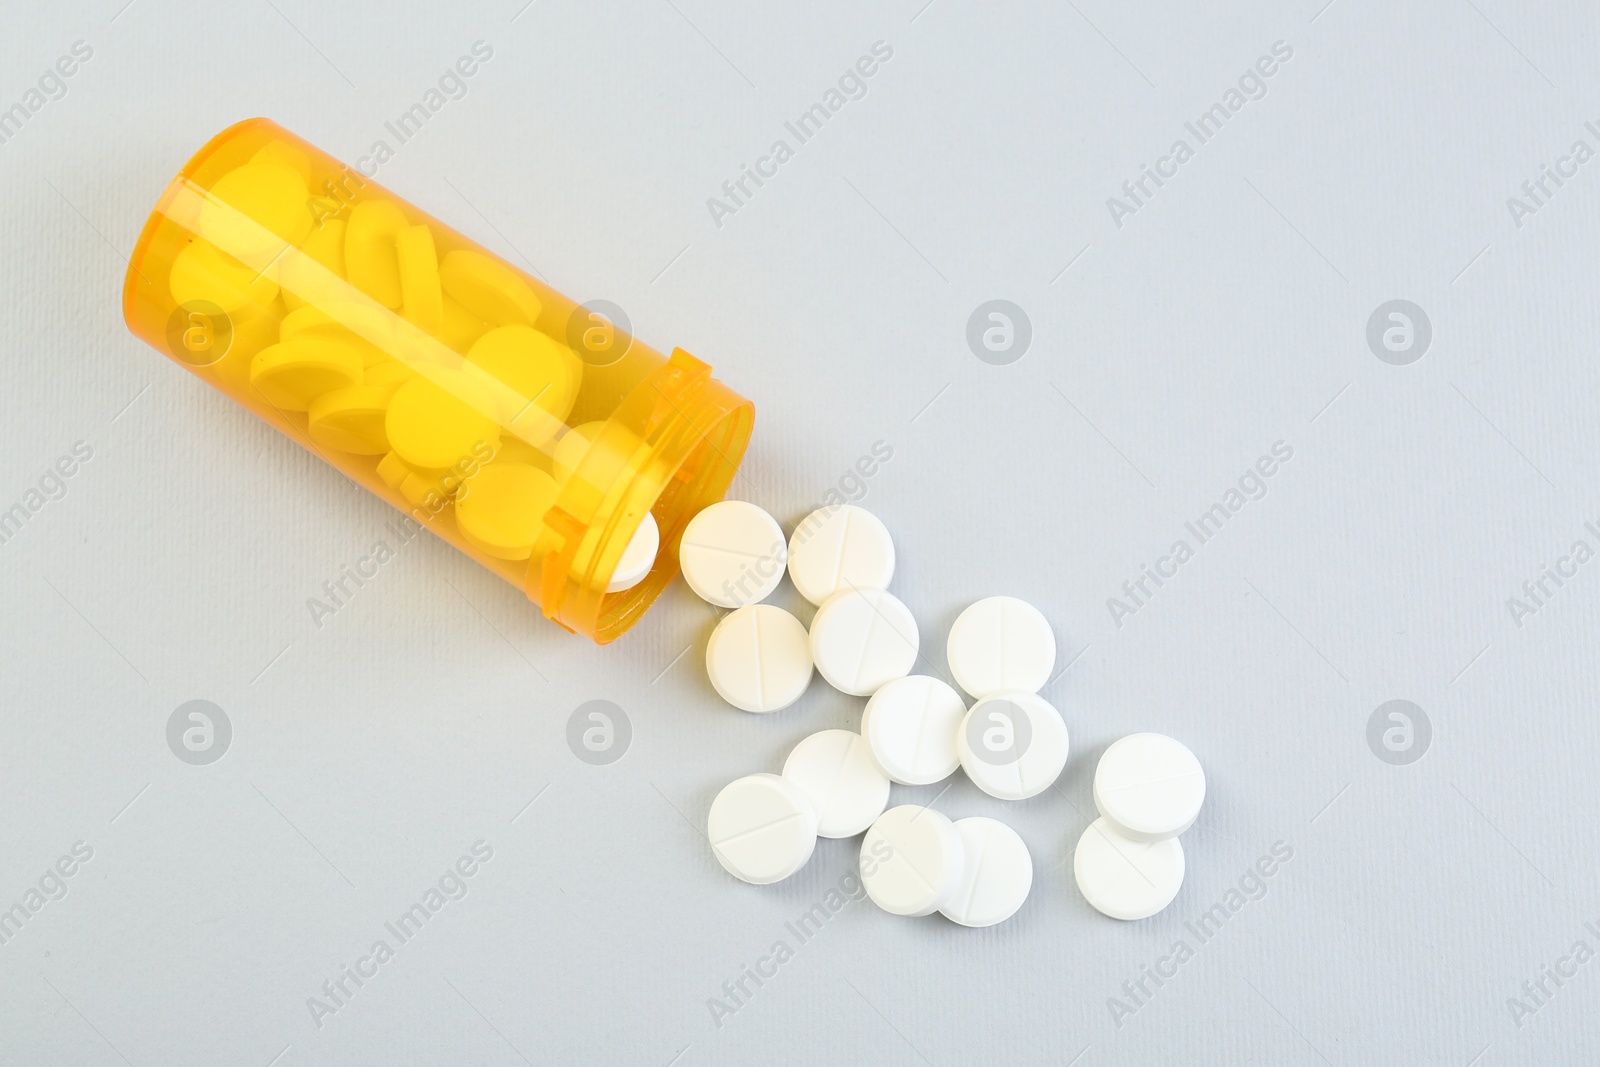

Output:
xmin=122 ymin=118 xmax=753 ymax=643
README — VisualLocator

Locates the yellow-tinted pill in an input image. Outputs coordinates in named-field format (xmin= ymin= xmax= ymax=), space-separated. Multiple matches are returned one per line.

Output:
xmin=396 ymin=224 xmax=443 ymax=334
xmin=439 ymin=296 xmax=491 ymax=353
xmin=280 ymin=302 xmax=393 ymax=365
xmin=307 ymin=385 xmax=392 ymax=455
xmin=199 ymin=161 xmax=314 ymax=260
xmin=279 ymin=219 xmax=347 ymax=312
xmin=466 ymin=325 xmax=582 ymax=439
xmin=455 ymin=462 xmax=560 ymax=561
xmin=364 ymin=359 xmax=416 ymax=395
xmin=552 ymin=420 xmax=606 ymax=482
xmin=249 ymin=338 xmax=364 ymax=411
xmin=252 ymin=140 xmax=312 ymax=183
xmin=399 ymin=470 xmax=447 ymax=508
xmin=492 ymin=432 xmax=551 ymax=471
xmin=376 ymin=450 xmax=412 ymax=489
xmin=207 ymin=300 xmax=282 ymax=389
xmin=384 ymin=369 xmax=501 ymax=471
xmin=169 ymin=239 xmax=279 ymax=315
xmin=345 ymin=200 xmax=408 ymax=308
xmin=439 ymin=249 xmax=543 ymax=327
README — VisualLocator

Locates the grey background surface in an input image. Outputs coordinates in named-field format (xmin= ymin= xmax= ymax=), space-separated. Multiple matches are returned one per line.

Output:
xmin=1 ymin=0 xmax=1596 ymax=1063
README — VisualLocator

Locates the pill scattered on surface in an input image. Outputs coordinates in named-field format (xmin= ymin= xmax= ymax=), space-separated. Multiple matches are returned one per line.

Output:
xmin=781 ymin=729 xmax=891 ymax=839
xmin=1074 ymin=817 xmax=1185 ymax=921
xmin=939 ymin=817 xmax=1033 ymax=928
xmin=809 ymin=587 xmax=919 ymax=696
xmin=956 ymin=691 xmax=1069 ymax=801
xmin=679 ymin=500 xmax=787 ymax=608
xmin=786 ymin=504 xmax=895 ymax=606
xmin=860 ymin=675 xmax=967 ymax=786
xmin=607 ymin=512 xmax=660 ymax=593
xmin=860 ymin=805 xmax=966 ymax=917
xmin=708 ymin=774 xmax=818 ymax=885
xmin=705 ymin=604 xmax=813 ymax=713
xmin=1094 ymin=733 xmax=1205 ymax=842
xmin=946 ymin=596 xmax=1057 ymax=700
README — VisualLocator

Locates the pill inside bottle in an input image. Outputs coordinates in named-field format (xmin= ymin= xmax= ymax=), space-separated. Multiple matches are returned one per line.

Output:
xmin=123 ymin=119 xmax=754 ymax=643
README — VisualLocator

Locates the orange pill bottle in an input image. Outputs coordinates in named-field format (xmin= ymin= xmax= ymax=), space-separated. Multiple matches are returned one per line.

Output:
xmin=122 ymin=118 xmax=753 ymax=643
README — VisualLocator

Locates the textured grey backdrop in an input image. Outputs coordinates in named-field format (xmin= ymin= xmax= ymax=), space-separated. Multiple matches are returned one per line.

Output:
xmin=1 ymin=0 xmax=1596 ymax=1064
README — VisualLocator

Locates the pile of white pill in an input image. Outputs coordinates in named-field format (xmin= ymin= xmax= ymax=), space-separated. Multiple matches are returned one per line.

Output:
xmin=682 ymin=500 xmax=1205 ymax=926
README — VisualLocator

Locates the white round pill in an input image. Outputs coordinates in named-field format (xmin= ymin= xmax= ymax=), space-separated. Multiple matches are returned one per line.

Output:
xmin=860 ymin=675 xmax=967 ymax=786
xmin=956 ymin=691 xmax=1069 ymax=800
xmin=606 ymin=511 xmax=659 ymax=593
xmin=939 ymin=817 xmax=1033 ymax=928
xmin=860 ymin=805 xmax=965 ymax=917
xmin=705 ymin=605 xmax=813 ymax=713
xmin=678 ymin=500 xmax=787 ymax=608
xmin=809 ymin=587 xmax=919 ymax=696
xmin=1074 ymin=817 xmax=1185 ymax=920
xmin=946 ymin=596 xmax=1056 ymax=700
xmin=786 ymin=505 xmax=895 ymax=606
xmin=1094 ymin=733 xmax=1206 ymax=842
xmin=781 ymin=729 xmax=891 ymax=838
xmin=707 ymin=773 xmax=818 ymax=885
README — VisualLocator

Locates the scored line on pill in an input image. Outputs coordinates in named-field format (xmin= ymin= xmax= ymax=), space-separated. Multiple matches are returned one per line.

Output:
xmin=826 ymin=508 xmax=854 ymax=592
xmin=752 ymin=607 xmax=767 ymax=708
xmin=1099 ymin=770 xmax=1204 ymax=794
xmin=679 ymin=540 xmax=775 ymax=562
xmin=849 ymin=601 xmax=886 ymax=688
xmin=1090 ymin=822 xmax=1160 ymax=891
xmin=843 ymin=578 xmax=947 ymax=682
xmin=712 ymin=810 xmax=809 ymax=849
xmin=951 ymin=824 xmax=993 ymax=918
xmin=882 ymin=830 xmax=941 ymax=895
